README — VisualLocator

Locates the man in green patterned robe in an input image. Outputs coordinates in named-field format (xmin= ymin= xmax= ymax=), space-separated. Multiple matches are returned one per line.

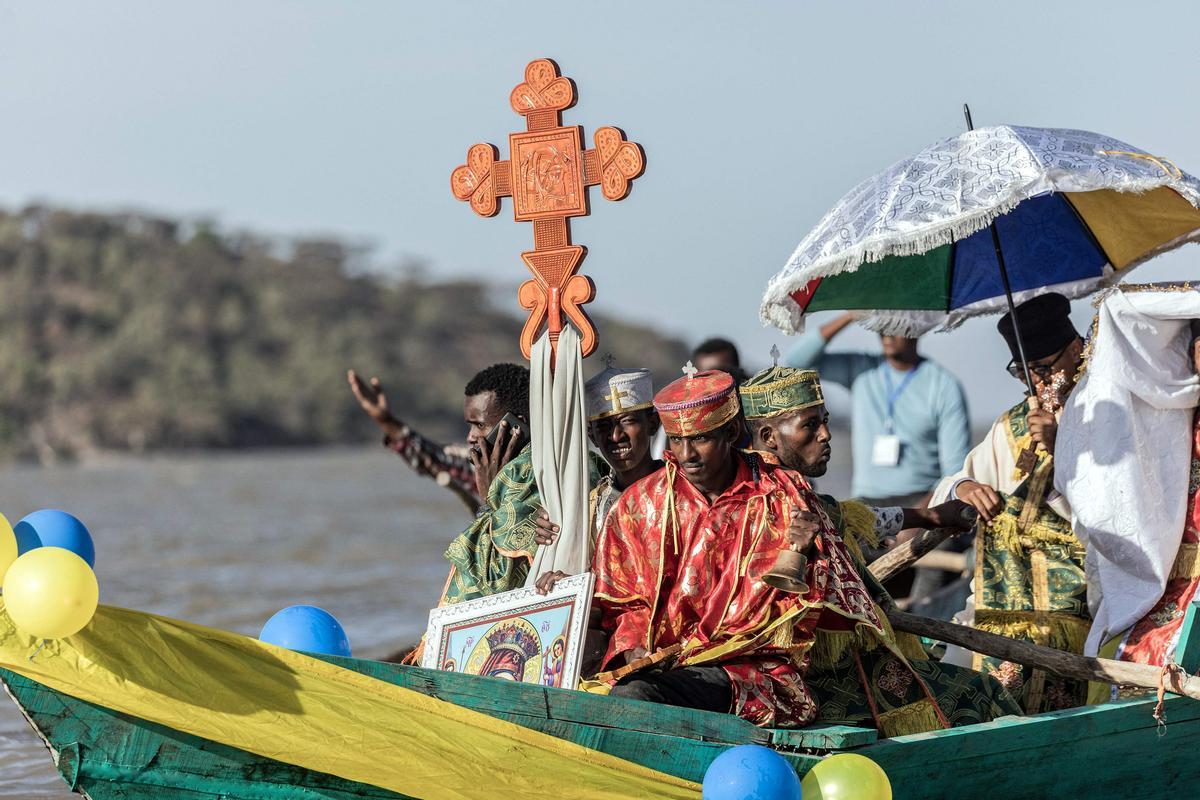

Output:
xmin=440 ymin=364 xmax=606 ymax=605
xmin=739 ymin=366 xmax=1020 ymax=734
xmin=932 ymin=293 xmax=1090 ymax=713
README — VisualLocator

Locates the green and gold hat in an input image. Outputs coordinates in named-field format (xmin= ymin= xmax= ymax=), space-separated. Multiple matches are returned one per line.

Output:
xmin=738 ymin=366 xmax=825 ymax=420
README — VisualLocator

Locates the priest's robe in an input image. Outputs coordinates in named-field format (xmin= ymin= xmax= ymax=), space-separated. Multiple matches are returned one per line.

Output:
xmin=809 ymin=494 xmax=1020 ymax=731
xmin=441 ymin=447 xmax=606 ymax=605
xmin=593 ymin=451 xmax=1014 ymax=729
xmin=933 ymin=398 xmax=1090 ymax=713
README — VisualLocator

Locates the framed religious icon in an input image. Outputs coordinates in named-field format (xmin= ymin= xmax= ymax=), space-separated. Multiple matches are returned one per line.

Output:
xmin=421 ymin=572 xmax=594 ymax=690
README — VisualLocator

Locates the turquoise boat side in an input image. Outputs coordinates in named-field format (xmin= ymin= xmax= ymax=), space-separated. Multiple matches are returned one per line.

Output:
xmin=0 ymin=659 xmax=826 ymax=798
xmin=2 ymin=670 xmax=413 ymax=800
xmin=8 ymin=654 xmax=1200 ymax=799
xmin=8 ymin=603 xmax=1200 ymax=799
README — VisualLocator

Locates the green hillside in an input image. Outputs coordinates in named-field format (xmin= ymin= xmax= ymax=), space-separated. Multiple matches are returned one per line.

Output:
xmin=0 ymin=207 xmax=690 ymax=461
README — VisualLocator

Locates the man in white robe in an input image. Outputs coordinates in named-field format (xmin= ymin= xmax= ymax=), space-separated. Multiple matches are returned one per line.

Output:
xmin=932 ymin=293 xmax=1089 ymax=713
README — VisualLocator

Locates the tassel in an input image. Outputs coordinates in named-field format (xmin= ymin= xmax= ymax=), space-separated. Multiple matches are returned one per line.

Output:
xmin=810 ymin=630 xmax=857 ymax=667
xmin=770 ymin=619 xmax=796 ymax=649
xmin=878 ymin=698 xmax=943 ymax=737
xmin=838 ymin=500 xmax=880 ymax=561
xmin=974 ymin=609 xmax=1090 ymax=654
xmin=987 ymin=509 xmax=1082 ymax=559
xmin=810 ymin=620 xmax=891 ymax=668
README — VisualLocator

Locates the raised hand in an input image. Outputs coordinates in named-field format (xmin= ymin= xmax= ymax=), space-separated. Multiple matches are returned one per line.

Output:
xmin=347 ymin=370 xmax=397 ymax=432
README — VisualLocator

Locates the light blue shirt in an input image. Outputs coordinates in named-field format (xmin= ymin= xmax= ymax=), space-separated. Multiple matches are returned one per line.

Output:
xmin=787 ymin=331 xmax=971 ymax=500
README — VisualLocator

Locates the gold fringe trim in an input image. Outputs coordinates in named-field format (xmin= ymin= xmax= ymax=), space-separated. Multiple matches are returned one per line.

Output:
xmin=838 ymin=500 xmax=881 ymax=563
xmin=810 ymin=602 xmax=899 ymax=668
xmin=895 ymin=631 xmax=929 ymax=662
xmin=771 ymin=618 xmax=795 ymax=649
xmin=989 ymin=511 xmax=1082 ymax=558
xmin=1171 ymin=543 xmax=1200 ymax=580
xmin=878 ymin=698 xmax=943 ymax=737
xmin=974 ymin=609 xmax=1090 ymax=654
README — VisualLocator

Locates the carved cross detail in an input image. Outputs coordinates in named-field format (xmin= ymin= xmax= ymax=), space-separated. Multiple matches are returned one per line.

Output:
xmin=450 ymin=58 xmax=645 ymax=363
xmin=604 ymin=387 xmax=631 ymax=414
xmin=682 ymin=361 xmax=698 ymax=381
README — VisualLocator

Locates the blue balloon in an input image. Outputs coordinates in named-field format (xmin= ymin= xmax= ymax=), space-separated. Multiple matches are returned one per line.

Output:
xmin=703 ymin=744 xmax=802 ymax=800
xmin=13 ymin=510 xmax=95 ymax=567
xmin=259 ymin=605 xmax=351 ymax=657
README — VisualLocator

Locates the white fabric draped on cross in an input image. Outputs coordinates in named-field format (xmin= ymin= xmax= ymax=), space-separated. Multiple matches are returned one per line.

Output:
xmin=1056 ymin=286 xmax=1200 ymax=656
xmin=525 ymin=324 xmax=593 ymax=584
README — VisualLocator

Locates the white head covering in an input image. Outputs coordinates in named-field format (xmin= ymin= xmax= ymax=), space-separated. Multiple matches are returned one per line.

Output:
xmin=1056 ymin=284 xmax=1200 ymax=657
xmin=584 ymin=367 xmax=654 ymax=422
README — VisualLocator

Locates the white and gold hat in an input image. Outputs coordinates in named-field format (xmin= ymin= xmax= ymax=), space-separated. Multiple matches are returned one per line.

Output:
xmin=585 ymin=367 xmax=655 ymax=422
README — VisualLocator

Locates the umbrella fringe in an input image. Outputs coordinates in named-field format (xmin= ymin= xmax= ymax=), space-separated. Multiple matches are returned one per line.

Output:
xmin=762 ymin=171 xmax=1200 ymax=335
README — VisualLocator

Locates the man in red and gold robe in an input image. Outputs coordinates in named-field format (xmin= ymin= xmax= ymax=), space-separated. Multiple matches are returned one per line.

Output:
xmin=593 ymin=369 xmax=936 ymax=728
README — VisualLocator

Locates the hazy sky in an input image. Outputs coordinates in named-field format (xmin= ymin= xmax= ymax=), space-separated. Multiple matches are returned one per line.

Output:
xmin=2 ymin=1 xmax=1199 ymax=422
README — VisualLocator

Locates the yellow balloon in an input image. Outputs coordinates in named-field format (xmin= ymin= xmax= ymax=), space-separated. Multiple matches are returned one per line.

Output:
xmin=2 ymin=547 xmax=99 ymax=639
xmin=0 ymin=513 xmax=15 ymax=585
xmin=800 ymin=753 xmax=892 ymax=800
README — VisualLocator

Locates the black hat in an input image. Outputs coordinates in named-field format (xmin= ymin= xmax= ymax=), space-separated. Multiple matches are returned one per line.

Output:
xmin=997 ymin=293 xmax=1079 ymax=362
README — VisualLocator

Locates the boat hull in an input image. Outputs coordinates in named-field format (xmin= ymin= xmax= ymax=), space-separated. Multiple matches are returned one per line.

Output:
xmin=6 ymin=652 xmax=1200 ymax=799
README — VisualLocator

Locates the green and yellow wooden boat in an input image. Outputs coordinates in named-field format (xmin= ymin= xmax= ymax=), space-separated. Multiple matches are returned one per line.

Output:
xmin=4 ymin=600 xmax=1200 ymax=799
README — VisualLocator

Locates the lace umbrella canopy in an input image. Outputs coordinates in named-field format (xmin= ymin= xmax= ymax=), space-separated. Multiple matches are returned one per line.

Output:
xmin=760 ymin=126 xmax=1200 ymax=338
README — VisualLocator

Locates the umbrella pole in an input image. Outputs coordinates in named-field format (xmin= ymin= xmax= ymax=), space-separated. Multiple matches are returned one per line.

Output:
xmin=963 ymin=104 xmax=1038 ymax=393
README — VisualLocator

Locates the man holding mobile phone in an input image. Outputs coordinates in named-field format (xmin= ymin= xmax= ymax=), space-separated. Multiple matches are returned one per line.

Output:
xmin=440 ymin=363 xmax=606 ymax=606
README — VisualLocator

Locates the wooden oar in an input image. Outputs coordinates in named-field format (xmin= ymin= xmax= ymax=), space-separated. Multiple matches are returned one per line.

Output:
xmin=868 ymin=504 xmax=977 ymax=583
xmin=866 ymin=515 xmax=1200 ymax=700
xmin=869 ymin=526 xmax=958 ymax=582
xmin=886 ymin=608 xmax=1200 ymax=702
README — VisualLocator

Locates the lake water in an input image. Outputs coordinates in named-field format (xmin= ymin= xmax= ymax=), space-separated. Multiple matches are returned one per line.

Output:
xmin=0 ymin=446 xmax=852 ymax=798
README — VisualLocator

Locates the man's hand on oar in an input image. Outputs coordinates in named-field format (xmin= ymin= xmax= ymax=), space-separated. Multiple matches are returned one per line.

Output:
xmin=956 ymin=480 xmax=1003 ymax=523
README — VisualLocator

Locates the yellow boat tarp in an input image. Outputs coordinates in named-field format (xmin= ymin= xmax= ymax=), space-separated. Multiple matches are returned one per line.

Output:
xmin=0 ymin=603 xmax=701 ymax=800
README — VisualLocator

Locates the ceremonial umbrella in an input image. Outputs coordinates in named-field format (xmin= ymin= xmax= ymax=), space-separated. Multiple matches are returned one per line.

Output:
xmin=760 ymin=121 xmax=1200 ymax=381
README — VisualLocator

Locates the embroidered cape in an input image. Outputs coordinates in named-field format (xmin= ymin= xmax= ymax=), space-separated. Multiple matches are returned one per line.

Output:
xmin=441 ymin=447 xmax=605 ymax=605
xmin=971 ymin=400 xmax=1090 ymax=713
xmin=594 ymin=451 xmax=908 ymax=727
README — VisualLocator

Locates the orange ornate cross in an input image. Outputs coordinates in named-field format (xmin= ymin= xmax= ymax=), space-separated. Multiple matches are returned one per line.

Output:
xmin=450 ymin=58 xmax=645 ymax=362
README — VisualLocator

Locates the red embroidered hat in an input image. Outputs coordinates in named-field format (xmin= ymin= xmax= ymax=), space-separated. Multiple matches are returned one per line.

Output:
xmin=653 ymin=367 xmax=740 ymax=437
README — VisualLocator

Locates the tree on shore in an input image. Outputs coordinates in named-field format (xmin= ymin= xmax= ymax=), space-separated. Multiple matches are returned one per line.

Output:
xmin=0 ymin=207 xmax=689 ymax=461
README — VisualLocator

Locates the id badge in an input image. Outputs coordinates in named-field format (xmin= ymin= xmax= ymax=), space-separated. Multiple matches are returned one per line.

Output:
xmin=872 ymin=434 xmax=901 ymax=467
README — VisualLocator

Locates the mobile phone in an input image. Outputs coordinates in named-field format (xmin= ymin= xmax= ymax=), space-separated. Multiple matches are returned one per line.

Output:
xmin=484 ymin=412 xmax=530 ymax=452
